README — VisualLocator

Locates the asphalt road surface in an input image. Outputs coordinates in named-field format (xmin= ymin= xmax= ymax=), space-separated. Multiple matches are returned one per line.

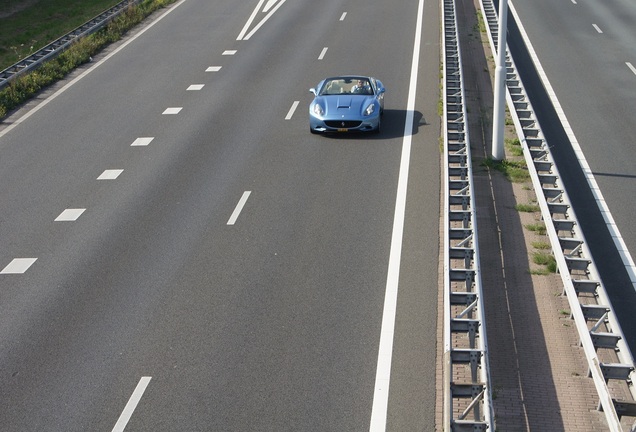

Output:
xmin=0 ymin=0 xmax=441 ymax=430
xmin=507 ymin=0 xmax=636 ymax=351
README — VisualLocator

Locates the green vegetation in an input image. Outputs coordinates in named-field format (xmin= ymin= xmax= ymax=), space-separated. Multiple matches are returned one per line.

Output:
xmin=475 ymin=11 xmax=486 ymax=34
xmin=525 ymin=223 xmax=546 ymax=235
xmin=505 ymin=137 xmax=523 ymax=156
xmin=0 ymin=0 xmax=122 ymax=70
xmin=532 ymin=241 xmax=551 ymax=250
xmin=482 ymin=157 xmax=530 ymax=182
xmin=515 ymin=203 xmax=540 ymax=213
xmin=532 ymin=251 xmax=554 ymax=266
xmin=0 ymin=0 xmax=177 ymax=119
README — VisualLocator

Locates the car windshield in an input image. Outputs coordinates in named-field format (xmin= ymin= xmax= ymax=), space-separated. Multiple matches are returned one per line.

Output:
xmin=319 ymin=78 xmax=374 ymax=96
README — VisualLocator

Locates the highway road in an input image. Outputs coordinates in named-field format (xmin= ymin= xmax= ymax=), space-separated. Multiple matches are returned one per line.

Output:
xmin=0 ymin=0 xmax=441 ymax=430
xmin=508 ymin=0 xmax=636 ymax=351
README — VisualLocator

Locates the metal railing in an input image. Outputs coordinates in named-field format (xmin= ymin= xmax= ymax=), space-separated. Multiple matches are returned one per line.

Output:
xmin=479 ymin=0 xmax=636 ymax=429
xmin=442 ymin=0 xmax=495 ymax=429
xmin=0 ymin=0 xmax=141 ymax=90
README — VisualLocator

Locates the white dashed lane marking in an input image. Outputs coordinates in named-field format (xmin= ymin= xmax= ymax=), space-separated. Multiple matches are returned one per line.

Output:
xmin=222 ymin=50 xmax=237 ymax=56
xmin=340 ymin=12 xmax=347 ymax=21
xmin=55 ymin=208 xmax=86 ymax=222
xmin=162 ymin=107 xmax=182 ymax=115
xmin=1 ymin=258 xmax=37 ymax=274
xmin=111 ymin=377 xmax=152 ymax=432
xmin=131 ymin=137 xmax=154 ymax=146
xmin=187 ymin=84 xmax=204 ymax=91
xmin=627 ymin=62 xmax=636 ymax=76
xmin=592 ymin=24 xmax=603 ymax=34
xmin=227 ymin=191 xmax=251 ymax=225
xmin=98 ymin=169 xmax=123 ymax=180
xmin=318 ymin=47 xmax=328 ymax=60
xmin=285 ymin=101 xmax=299 ymax=120
xmin=206 ymin=66 xmax=222 ymax=72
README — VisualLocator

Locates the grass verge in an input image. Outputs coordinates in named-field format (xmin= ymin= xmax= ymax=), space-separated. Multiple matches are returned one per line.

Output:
xmin=0 ymin=0 xmax=177 ymax=120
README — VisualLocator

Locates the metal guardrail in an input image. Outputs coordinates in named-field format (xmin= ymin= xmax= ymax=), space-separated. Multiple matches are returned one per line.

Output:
xmin=442 ymin=0 xmax=495 ymax=429
xmin=479 ymin=0 xmax=636 ymax=430
xmin=0 ymin=0 xmax=141 ymax=90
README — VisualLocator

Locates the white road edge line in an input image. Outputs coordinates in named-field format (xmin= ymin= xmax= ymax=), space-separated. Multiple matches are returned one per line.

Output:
xmin=318 ymin=47 xmax=328 ymax=60
xmin=227 ymin=191 xmax=251 ymax=225
xmin=0 ymin=0 xmax=188 ymax=143
xmin=627 ymin=62 xmax=636 ymax=76
xmin=368 ymin=0 xmax=424 ymax=429
xmin=285 ymin=101 xmax=299 ymax=120
xmin=111 ymin=376 xmax=152 ymax=432
xmin=509 ymin=1 xmax=636 ymax=289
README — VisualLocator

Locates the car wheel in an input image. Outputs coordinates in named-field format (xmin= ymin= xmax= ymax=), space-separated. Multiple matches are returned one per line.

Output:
xmin=374 ymin=120 xmax=381 ymax=134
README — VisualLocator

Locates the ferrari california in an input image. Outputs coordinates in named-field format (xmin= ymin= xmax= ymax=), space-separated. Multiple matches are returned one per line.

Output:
xmin=309 ymin=75 xmax=385 ymax=134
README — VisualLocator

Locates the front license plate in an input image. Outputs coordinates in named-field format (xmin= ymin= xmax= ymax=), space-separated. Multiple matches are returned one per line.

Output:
xmin=337 ymin=128 xmax=348 ymax=132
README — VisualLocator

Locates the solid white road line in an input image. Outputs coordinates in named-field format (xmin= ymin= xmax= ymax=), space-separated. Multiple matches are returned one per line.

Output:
xmin=369 ymin=0 xmax=424 ymax=429
xmin=592 ymin=24 xmax=603 ymax=34
xmin=627 ymin=62 xmax=636 ymax=76
xmin=237 ymin=0 xmax=266 ymax=40
xmin=131 ymin=137 xmax=154 ymax=146
xmin=285 ymin=101 xmax=299 ymax=120
xmin=1 ymin=258 xmax=37 ymax=274
xmin=111 ymin=376 xmax=152 ymax=432
xmin=340 ymin=12 xmax=347 ymax=21
xmin=264 ymin=0 xmax=279 ymax=13
xmin=318 ymin=47 xmax=328 ymax=60
xmin=227 ymin=191 xmax=251 ymax=225
xmin=187 ymin=84 xmax=204 ymax=91
xmin=241 ymin=0 xmax=288 ymax=41
xmin=98 ymin=169 xmax=124 ymax=180
xmin=55 ymin=208 xmax=86 ymax=222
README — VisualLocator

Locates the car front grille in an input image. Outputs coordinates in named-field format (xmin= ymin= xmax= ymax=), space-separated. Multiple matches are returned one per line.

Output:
xmin=325 ymin=120 xmax=362 ymax=128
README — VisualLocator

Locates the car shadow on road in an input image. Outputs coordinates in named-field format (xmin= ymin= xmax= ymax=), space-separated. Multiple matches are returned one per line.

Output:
xmin=318 ymin=109 xmax=426 ymax=141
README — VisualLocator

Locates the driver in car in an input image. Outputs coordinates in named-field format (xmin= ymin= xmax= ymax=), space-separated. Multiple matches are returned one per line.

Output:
xmin=351 ymin=79 xmax=371 ymax=94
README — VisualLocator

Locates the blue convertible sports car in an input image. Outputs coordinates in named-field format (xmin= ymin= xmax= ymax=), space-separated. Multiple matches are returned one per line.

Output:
xmin=309 ymin=75 xmax=385 ymax=134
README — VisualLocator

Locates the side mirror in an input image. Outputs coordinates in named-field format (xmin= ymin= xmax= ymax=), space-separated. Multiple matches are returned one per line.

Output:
xmin=309 ymin=88 xmax=317 ymax=96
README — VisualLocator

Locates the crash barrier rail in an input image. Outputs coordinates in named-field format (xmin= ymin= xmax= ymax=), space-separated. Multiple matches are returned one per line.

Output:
xmin=479 ymin=0 xmax=636 ymax=430
xmin=0 ymin=0 xmax=142 ymax=90
xmin=442 ymin=0 xmax=495 ymax=430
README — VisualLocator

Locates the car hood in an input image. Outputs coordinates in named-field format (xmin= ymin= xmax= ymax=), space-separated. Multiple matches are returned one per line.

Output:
xmin=318 ymin=95 xmax=374 ymax=117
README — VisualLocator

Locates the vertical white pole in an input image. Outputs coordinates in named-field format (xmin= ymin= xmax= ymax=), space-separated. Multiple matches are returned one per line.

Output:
xmin=491 ymin=0 xmax=508 ymax=160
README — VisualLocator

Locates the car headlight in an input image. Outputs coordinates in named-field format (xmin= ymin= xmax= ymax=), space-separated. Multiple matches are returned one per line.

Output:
xmin=364 ymin=103 xmax=375 ymax=116
xmin=313 ymin=104 xmax=324 ymax=116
